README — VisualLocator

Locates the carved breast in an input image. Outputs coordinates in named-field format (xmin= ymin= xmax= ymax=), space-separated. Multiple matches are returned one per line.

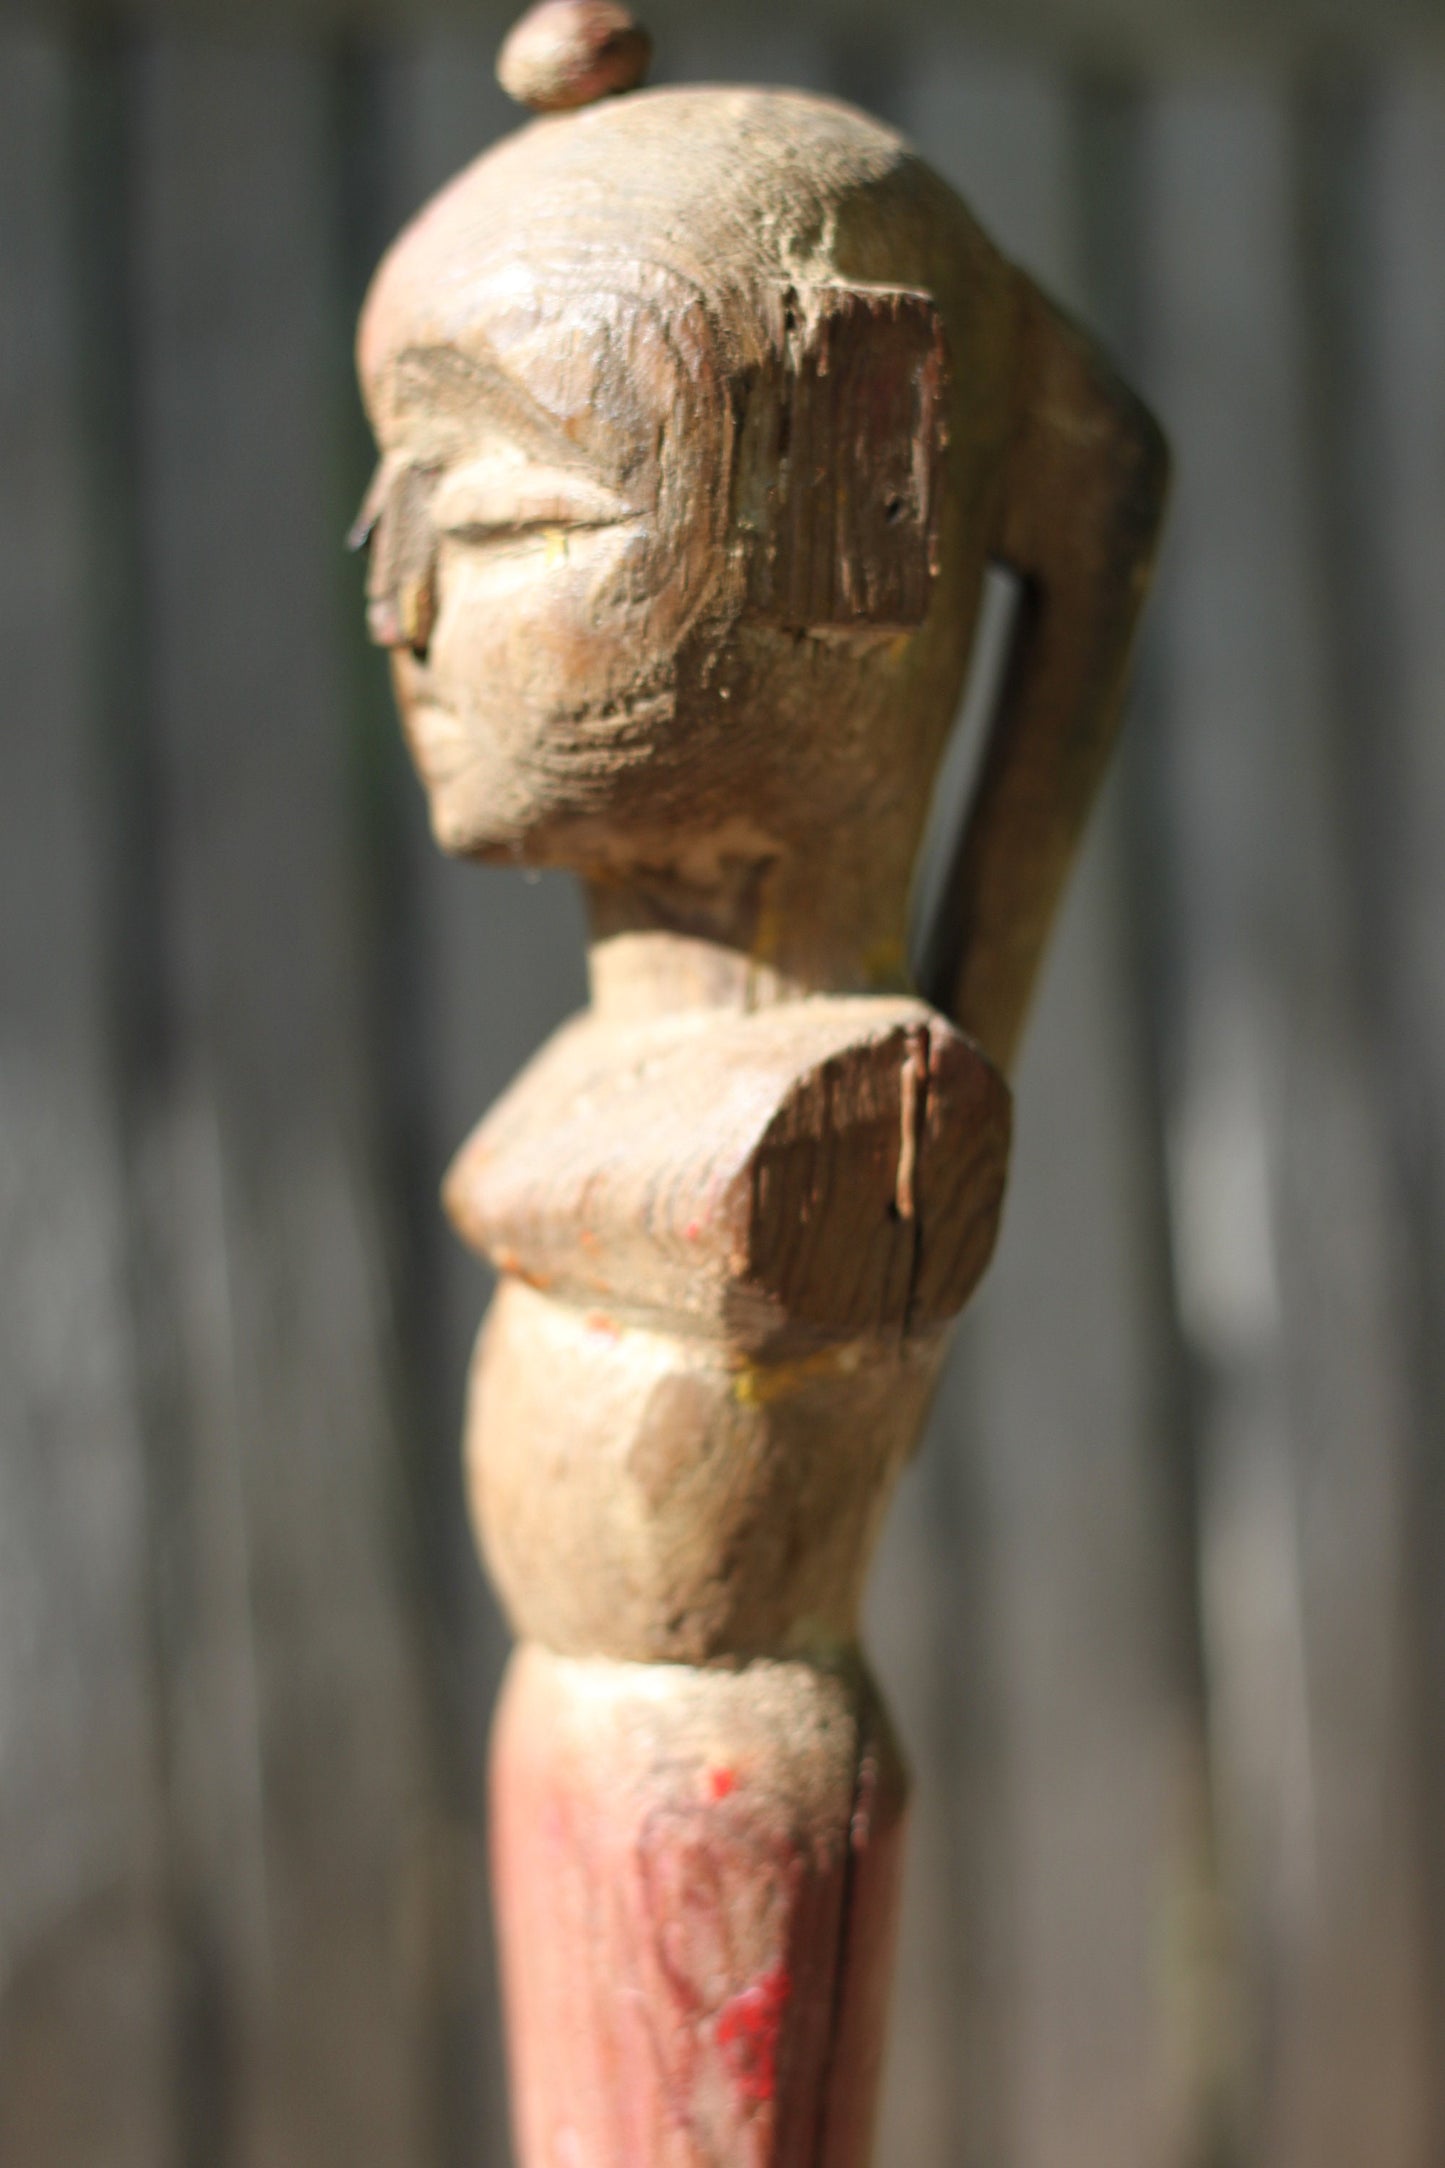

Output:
xmin=446 ymin=997 xmax=1011 ymax=1663
xmin=446 ymin=995 xmax=1012 ymax=1355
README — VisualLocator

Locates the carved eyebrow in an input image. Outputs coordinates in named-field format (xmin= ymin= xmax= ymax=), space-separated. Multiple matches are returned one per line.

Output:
xmin=389 ymin=344 xmax=603 ymax=474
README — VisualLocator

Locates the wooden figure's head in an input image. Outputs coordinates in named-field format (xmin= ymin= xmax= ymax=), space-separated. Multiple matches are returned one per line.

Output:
xmin=357 ymin=19 xmax=1166 ymax=1066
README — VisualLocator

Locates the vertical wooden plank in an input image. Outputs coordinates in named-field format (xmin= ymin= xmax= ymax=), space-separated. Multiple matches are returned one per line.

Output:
xmin=0 ymin=26 xmax=173 ymax=2167
xmin=128 ymin=37 xmax=447 ymax=2166
xmin=1365 ymin=78 xmax=1445 ymax=2107
xmin=879 ymin=40 xmax=1209 ymax=2168
xmin=865 ymin=1358 xmax=1009 ymax=2168
xmin=897 ymin=40 xmax=1210 ymax=2168
xmin=1302 ymin=64 xmax=1445 ymax=2145
xmin=1139 ymin=77 xmax=1433 ymax=2168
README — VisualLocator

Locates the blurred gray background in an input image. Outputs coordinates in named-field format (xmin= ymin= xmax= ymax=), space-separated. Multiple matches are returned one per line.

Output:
xmin=2 ymin=0 xmax=1443 ymax=2161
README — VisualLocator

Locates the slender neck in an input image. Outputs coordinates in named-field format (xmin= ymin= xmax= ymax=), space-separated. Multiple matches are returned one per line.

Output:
xmin=584 ymin=841 xmax=918 ymax=1023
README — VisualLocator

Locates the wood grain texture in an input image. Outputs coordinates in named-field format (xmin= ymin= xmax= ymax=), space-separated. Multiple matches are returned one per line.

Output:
xmin=1355 ymin=82 xmax=1445 ymax=2114
xmin=0 ymin=30 xmax=171 ymax=2165
xmin=878 ymin=47 xmax=1215 ymax=2168
xmin=447 ymin=999 xmax=1009 ymax=1348
xmin=129 ymin=42 xmax=447 ymax=2164
xmin=1141 ymin=77 xmax=1434 ymax=2168
xmin=738 ymin=283 xmax=948 ymax=631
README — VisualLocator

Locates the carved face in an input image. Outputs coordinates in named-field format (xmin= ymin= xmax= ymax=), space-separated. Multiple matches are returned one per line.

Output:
xmin=358 ymin=261 xmax=743 ymax=861
xmin=356 ymin=90 xmax=996 ymax=892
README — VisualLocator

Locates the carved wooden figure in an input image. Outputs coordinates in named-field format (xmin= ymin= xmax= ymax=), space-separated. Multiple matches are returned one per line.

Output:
xmin=354 ymin=8 xmax=1167 ymax=2159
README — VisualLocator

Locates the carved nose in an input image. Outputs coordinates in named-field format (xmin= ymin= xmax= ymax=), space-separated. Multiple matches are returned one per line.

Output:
xmin=364 ymin=562 xmax=437 ymax=658
xmin=366 ymin=594 xmax=404 ymax=648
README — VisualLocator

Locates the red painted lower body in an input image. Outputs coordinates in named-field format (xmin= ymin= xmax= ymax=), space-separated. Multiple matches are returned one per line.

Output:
xmin=490 ymin=1644 xmax=907 ymax=2168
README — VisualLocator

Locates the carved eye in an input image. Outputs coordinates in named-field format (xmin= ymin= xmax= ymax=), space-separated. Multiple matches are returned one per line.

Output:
xmin=431 ymin=454 xmax=635 ymax=542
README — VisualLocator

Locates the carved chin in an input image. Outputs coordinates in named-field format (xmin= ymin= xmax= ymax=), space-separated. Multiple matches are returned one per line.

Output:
xmin=403 ymin=680 xmax=700 ymax=867
xmin=410 ymin=724 xmax=651 ymax=868
xmin=419 ymin=751 xmax=553 ymax=862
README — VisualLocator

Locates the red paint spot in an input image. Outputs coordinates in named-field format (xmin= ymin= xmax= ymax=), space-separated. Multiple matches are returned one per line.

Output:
xmin=707 ymin=1767 xmax=737 ymax=1802
xmin=584 ymin=1311 xmax=621 ymax=1339
xmin=716 ymin=1966 xmax=791 ymax=2104
xmin=683 ymin=1218 xmax=703 ymax=1241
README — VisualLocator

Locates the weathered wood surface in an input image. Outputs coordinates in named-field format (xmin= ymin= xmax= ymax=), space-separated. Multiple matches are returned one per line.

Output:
xmin=124 ymin=45 xmax=455 ymax=2165
xmin=868 ymin=46 xmax=1217 ymax=2168
xmin=1352 ymin=87 xmax=1445 ymax=2116
xmin=2 ymin=14 xmax=1442 ymax=2168
xmin=349 ymin=29 xmax=1167 ymax=2152
xmin=0 ymin=34 xmax=172 ymax=2164
xmin=1140 ymin=81 xmax=1434 ymax=2165
xmin=0 ymin=27 xmax=479 ymax=2168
